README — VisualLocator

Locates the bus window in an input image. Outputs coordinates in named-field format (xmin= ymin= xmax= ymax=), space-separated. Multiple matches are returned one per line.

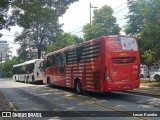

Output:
xmin=54 ymin=53 xmax=66 ymax=74
xmin=46 ymin=57 xmax=51 ymax=67
xmin=46 ymin=55 xmax=56 ymax=67
xmin=58 ymin=53 xmax=66 ymax=74
xmin=26 ymin=63 xmax=34 ymax=73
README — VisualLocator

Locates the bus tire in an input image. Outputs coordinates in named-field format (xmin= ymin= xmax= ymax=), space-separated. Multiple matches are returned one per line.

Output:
xmin=75 ymin=80 xmax=83 ymax=95
xmin=154 ymin=75 xmax=160 ymax=81
xmin=25 ymin=76 xmax=29 ymax=83
xmin=14 ymin=76 xmax=18 ymax=82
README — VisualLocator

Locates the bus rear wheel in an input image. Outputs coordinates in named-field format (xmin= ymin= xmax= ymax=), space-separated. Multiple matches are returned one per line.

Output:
xmin=75 ymin=81 xmax=83 ymax=95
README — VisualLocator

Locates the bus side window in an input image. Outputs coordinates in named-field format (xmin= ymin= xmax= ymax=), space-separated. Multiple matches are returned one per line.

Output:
xmin=46 ymin=56 xmax=55 ymax=67
xmin=46 ymin=57 xmax=51 ymax=67
xmin=44 ymin=58 xmax=47 ymax=69
xmin=51 ymin=55 xmax=56 ymax=66
xmin=55 ymin=56 xmax=59 ymax=70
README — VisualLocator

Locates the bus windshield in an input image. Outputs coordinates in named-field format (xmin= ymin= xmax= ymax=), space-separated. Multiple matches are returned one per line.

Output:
xmin=108 ymin=37 xmax=138 ymax=52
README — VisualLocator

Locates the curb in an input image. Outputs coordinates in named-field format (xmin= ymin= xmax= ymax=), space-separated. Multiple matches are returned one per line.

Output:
xmin=3 ymin=92 xmax=17 ymax=111
xmin=124 ymin=90 xmax=160 ymax=98
xmin=0 ymin=90 xmax=17 ymax=111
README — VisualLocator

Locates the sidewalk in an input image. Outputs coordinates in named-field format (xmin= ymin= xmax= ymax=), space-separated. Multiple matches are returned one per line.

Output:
xmin=125 ymin=85 xmax=160 ymax=98
xmin=0 ymin=91 xmax=21 ymax=120
xmin=0 ymin=91 xmax=16 ymax=111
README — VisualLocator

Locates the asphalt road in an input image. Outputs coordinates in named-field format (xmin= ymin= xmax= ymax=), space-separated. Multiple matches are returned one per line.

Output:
xmin=0 ymin=78 xmax=160 ymax=120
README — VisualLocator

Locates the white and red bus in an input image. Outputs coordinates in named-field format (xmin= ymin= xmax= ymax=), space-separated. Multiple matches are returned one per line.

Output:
xmin=43 ymin=35 xmax=140 ymax=94
xmin=13 ymin=59 xmax=44 ymax=83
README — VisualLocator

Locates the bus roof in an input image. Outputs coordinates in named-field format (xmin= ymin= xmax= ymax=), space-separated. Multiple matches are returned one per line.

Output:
xmin=13 ymin=59 xmax=43 ymax=67
xmin=46 ymin=36 xmax=106 ymax=57
xmin=45 ymin=35 xmax=136 ymax=57
xmin=24 ymin=59 xmax=43 ymax=64
xmin=13 ymin=63 xmax=26 ymax=67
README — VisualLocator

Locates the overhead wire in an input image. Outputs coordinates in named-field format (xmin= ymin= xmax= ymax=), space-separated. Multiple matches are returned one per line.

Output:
xmin=71 ymin=2 xmax=128 ymax=35
xmin=1 ymin=2 xmax=128 ymax=37
xmin=70 ymin=26 xmax=83 ymax=33
xmin=113 ymin=7 xmax=128 ymax=15
xmin=113 ymin=2 xmax=127 ymax=9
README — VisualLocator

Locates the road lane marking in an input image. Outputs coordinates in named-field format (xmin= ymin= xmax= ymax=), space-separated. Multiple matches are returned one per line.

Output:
xmin=36 ymin=86 xmax=149 ymax=120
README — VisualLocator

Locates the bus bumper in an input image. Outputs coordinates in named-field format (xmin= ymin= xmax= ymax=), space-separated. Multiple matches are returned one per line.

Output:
xmin=104 ymin=80 xmax=140 ymax=92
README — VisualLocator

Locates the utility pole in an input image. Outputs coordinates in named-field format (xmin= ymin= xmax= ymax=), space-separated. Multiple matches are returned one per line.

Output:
xmin=89 ymin=3 xmax=98 ymax=24
xmin=0 ymin=40 xmax=9 ymax=77
xmin=0 ymin=51 xmax=2 ymax=78
xmin=0 ymin=52 xmax=2 ymax=68
xmin=0 ymin=34 xmax=2 ymax=77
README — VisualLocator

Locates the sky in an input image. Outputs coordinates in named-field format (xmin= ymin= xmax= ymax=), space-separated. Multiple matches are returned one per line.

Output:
xmin=0 ymin=0 xmax=128 ymax=57
xmin=59 ymin=0 xmax=128 ymax=36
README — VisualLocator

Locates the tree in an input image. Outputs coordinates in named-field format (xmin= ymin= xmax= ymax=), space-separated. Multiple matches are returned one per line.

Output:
xmin=124 ymin=0 xmax=143 ymax=35
xmin=83 ymin=5 xmax=121 ymax=41
xmin=125 ymin=0 xmax=160 ymax=65
xmin=47 ymin=33 xmax=81 ymax=53
xmin=0 ymin=0 xmax=10 ymax=35
xmin=2 ymin=57 xmax=21 ymax=77
xmin=142 ymin=50 xmax=155 ymax=66
xmin=15 ymin=39 xmax=29 ymax=62
xmin=12 ymin=0 xmax=78 ymax=58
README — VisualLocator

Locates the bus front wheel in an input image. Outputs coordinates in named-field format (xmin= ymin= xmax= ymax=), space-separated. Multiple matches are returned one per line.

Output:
xmin=47 ymin=78 xmax=52 ymax=87
xmin=25 ymin=76 xmax=29 ymax=83
xmin=75 ymin=80 xmax=83 ymax=95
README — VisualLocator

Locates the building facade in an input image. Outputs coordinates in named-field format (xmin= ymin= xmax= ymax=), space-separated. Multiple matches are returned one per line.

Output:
xmin=0 ymin=40 xmax=9 ymax=61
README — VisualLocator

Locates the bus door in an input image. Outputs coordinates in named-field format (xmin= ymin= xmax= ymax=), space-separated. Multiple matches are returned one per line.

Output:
xmin=35 ymin=60 xmax=44 ymax=81
xmin=107 ymin=37 xmax=139 ymax=83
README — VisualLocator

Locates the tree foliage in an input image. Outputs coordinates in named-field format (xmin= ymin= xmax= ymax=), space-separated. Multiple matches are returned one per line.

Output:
xmin=0 ymin=0 xmax=10 ymax=35
xmin=125 ymin=0 xmax=160 ymax=65
xmin=124 ymin=0 xmax=143 ymax=35
xmin=142 ymin=50 xmax=155 ymax=66
xmin=12 ymin=0 xmax=78 ymax=59
xmin=47 ymin=33 xmax=81 ymax=53
xmin=83 ymin=5 xmax=121 ymax=41
xmin=2 ymin=57 xmax=21 ymax=77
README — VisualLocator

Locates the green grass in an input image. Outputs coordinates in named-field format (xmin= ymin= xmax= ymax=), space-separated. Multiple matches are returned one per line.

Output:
xmin=140 ymin=81 xmax=160 ymax=87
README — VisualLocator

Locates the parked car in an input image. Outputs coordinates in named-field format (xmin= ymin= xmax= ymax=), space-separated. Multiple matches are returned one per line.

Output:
xmin=149 ymin=66 xmax=160 ymax=81
xmin=140 ymin=64 xmax=149 ymax=78
xmin=154 ymin=72 xmax=160 ymax=81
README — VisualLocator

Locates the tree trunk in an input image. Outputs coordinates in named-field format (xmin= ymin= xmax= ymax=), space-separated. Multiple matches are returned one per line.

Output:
xmin=148 ymin=66 xmax=150 ymax=82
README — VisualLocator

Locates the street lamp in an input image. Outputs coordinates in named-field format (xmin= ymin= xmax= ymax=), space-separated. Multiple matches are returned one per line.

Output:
xmin=89 ymin=3 xmax=98 ymax=24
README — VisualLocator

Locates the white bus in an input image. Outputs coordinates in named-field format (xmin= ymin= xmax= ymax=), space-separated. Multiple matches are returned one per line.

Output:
xmin=12 ymin=59 xmax=44 ymax=83
xmin=12 ymin=63 xmax=26 ymax=82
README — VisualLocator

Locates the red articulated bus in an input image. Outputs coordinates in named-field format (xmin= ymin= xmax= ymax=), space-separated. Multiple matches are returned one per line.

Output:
xmin=43 ymin=35 xmax=140 ymax=94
